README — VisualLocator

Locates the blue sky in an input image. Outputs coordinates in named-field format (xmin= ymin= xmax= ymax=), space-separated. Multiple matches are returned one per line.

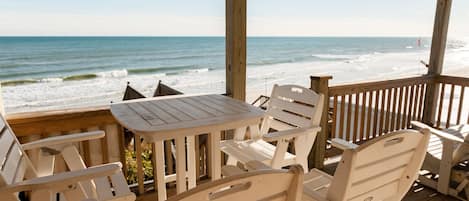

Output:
xmin=0 ymin=0 xmax=468 ymax=37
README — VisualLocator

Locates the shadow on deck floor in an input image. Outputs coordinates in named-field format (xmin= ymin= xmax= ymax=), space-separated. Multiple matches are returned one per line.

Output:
xmin=323 ymin=159 xmax=458 ymax=201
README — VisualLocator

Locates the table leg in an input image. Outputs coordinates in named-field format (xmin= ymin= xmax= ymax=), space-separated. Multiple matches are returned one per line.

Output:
xmin=187 ymin=136 xmax=197 ymax=189
xmin=233 ymin=126 xmax=247 ymax=141
xmin=209 ymin=130 xmax=221 ymax=180
xmin=249 ymin=124 xmax=261 ymax=139
xmin=153 ymin=141 xmax=166 ymax=201
xmin=175 ymin=136 xmax=187 ymax=193
xmin=134 ymin=134 xmax=145 ymax=195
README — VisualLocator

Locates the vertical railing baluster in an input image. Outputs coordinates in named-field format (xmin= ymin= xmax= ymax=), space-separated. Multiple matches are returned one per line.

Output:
xmin=353 ymin=93 xmax=360 ymax=142
xmin=332 ymin=95 xmax=338 ymax=139
xmin=437 ymin=83 xmax=446 ymax=128
xmin=359 ymin=92 xmax=367 ymax=141
xmin=339 ymin=95 xmax=345 ymax=139
xmin=457 ymin=86 xmax=465 ymax=125
xmin=446 ymin=84 xmax=455 ymax=128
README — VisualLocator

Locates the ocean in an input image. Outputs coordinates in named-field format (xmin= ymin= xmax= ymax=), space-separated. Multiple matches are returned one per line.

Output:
xmin=1 ymin=37 xmax=468 ymax=113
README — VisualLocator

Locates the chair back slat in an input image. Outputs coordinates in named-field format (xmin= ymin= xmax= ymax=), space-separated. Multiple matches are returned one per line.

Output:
xmin=328 ymin=129 xmax=430 ymax=201
xmin=0 ymin=115 xmax=35 ymax=187
xmin=264 ymin=85 xmax=323 ymax=132
xmin=168 ymin=165 xmax=303 ymax=201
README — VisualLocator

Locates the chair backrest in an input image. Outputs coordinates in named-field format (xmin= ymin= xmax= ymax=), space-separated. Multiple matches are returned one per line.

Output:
xmin=262 ymin=84 xmax=324 ymax=153
xmin=262 ymin=85 xmax=323 ymax=133
xmin=168 ymin=165 xmax=304 ymax=201
xmin=0 ymin=115 xmax=36 ymax=188
xmin=327 ymin=129 xmax=430 ymax=201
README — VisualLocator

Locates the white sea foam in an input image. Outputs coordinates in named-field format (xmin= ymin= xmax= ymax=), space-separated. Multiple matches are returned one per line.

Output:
xmin=39 ymin=78 xmax=63 ymax=83
xmin=96 ymin=69 xmax=129 ymax=78
xmin=187 ymin=68 xmax=210 ymax=73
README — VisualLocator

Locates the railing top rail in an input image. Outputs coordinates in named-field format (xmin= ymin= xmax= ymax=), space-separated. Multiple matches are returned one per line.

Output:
xmin=6 ymin=105 xmax=116 ymax=136
xmin=436 ymin=75 xmax=469 ymax=86
xmin=328 ymin=75 xmax=433 ymax=96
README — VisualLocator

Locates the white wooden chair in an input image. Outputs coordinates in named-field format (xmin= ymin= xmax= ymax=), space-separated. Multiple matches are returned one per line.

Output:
xmin=302 ymin=129 xmax=430 ymax=201
xmin=220 ymin=85 xmax=323 ymax=172
xmin=0 ymin=115 xmax=135 ymax=201
xmin=168 ymin=164 xmax=304 ymax=201
xmin=412 ymin=121 xmax=469 ymax=200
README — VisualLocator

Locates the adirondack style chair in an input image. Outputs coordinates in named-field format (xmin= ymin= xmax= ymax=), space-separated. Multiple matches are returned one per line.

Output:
xmin=168 ymin=164 xmax=304 ymax=201
xmin=412 ymin=121 xmax=469 ymax=200
xmin=302 ymin=129 xmax=430 ymax=201
xmin=0 ymin=115 xmax=135 ymax=201
xmin=220 ymin=84 xmax=324 ymax=172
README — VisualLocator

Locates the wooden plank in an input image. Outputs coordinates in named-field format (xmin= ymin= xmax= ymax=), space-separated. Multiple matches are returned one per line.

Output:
xmin=175 ymin=136 xmax=187 ymax=193
xmin=384 ymin=88 xmax=392 ymax=134
xmin=128 ymin=103 xmax=166 ymax=126
xmin=269 ymin=97 xmax=315 ymax=118
xmin=418 ymin=84 xmax=426 ymax=120
xmin=164 ymin=99 xmax=211 ymax=119
xmin=211 ymin=95 xmax=251 ymax=112
xmin=329 ymin=76 xmax=430 ymax=96
xmin=346 ymin=95 xmax=352 ymax=141
xmin=353 ymin=93 xmax=360 ymax=142
xmin=134 ymin=134 xmax=145 ymax=194
xmin=142 ymin=101 xmax=179 ymax=124
xmin=401 ymin=86 xmax=409 ymax=129
xmin=359 ymin=92 xmax=367 ymax=141
xmin=8 ymin=106 xmax=116 ymax=137
xmin=372 ymin=90 xmax=380 ymax=138
xmin=182 ymin=97 xmax=225 ymax=117
xmin=225 ymin=0 xmax=247 ymax=101
xmin=153 ymin=141 xmax=167 ymax=201
xmin=436 ymin=83 xmax=446 ymax=127
xmin=266 ymin=108 xmax=311 ymax=128
xmin=391 ymin=87 xmax=398 ymax=131
xmin=395 ymin=87 xmax=403 ymax=130
xmin=412 ymin=85 xmax=419 ymax=121
xmin=446 ymin=84 xmax=455 ymax=128
xmin=154 ymin=100 xmax=193 ymax=121
xmin=408 ymin=85 xmax=416 ymax=126
xmin=195 ymin=95 xmax=240 ymax=114
xmin=365 ymin=91 xmax=373 ymax=140
xmin=339 ymin=95 xmax=345 ymax=139
xmin=332 ymin=96 xmax=338 ymax=138
xmin=456 ymin=86 xmax=465 ymax=124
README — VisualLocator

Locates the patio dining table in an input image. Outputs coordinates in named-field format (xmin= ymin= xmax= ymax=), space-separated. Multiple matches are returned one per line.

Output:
xmin=110 ymin=94 xmax=265 ymax=201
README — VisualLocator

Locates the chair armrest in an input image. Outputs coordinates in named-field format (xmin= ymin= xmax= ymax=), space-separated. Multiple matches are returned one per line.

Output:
xmin=221 ymin=165 xmax=246 ymax=177
xmin=330 ymin=138 xmax=358 ymax=150
xmin=0 ymin=162 xmax=122 ymax=194
xmin=245 ymin=160 xmax=271 ymax=171
xmin=22 ymin=130 xmax=105 ymax=150
xmin=263 ymin=127 xmax=321 ymax=142
xmin=411 ymin=121 xmax=464 ymax=143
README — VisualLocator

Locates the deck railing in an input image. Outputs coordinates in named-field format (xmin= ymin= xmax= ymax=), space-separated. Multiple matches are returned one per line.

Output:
xmin=3 ymin=74 xmax=468 ymax=199
xmin=327 ymin=76 xmax=431 ymax=143
xmin=433 ymin=75 xmax=469 ymax=128
xmin=311 ymin=74 xmax=469 ymax=149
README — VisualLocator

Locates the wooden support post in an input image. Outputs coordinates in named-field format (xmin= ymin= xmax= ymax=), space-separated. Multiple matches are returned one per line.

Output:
xmin=423 ymin=0 xmax=453 ymax=126
xmin=310 ymin=76 xmax=332 ymax=170
xmin=225 ymin=0 xmax=247 ymax=101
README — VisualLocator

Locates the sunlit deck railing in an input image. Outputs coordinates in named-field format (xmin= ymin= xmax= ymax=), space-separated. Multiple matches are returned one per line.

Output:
xmin=314 ymin=74 xmax=469 ymax=150
xmin=4 ymin=74 xmax=469 ymax=200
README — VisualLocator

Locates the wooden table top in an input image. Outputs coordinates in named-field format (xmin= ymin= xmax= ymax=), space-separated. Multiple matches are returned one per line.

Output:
xmin=111 ymin=94 xmax=265 ymax=141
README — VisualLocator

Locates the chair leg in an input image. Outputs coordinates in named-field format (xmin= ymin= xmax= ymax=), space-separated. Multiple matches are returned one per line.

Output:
xmin=61 ymin=146 xmax=96 ymax=199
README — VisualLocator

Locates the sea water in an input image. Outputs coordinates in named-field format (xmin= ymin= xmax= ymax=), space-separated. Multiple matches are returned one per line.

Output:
xmin=0 ymin=37 xmax=468 ymax=113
